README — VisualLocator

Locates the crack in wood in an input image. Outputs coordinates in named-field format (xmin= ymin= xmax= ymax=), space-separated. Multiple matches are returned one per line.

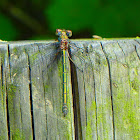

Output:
xmin=6 ymin=80 xmax=10 ymax=139
xmin=70 ymin=60 xmax=83 ymax=140
xmin=134 ymin=40 xmax=140 ymax=60
xmin=25 ymin=49 xmax=35 ymax=140
xmin=7 ymin=45 xmax=11 ymax=81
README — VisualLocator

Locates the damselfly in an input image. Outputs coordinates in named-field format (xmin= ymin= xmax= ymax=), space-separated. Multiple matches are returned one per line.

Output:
xmin=56 ymin=29 xmax=72 ymax=116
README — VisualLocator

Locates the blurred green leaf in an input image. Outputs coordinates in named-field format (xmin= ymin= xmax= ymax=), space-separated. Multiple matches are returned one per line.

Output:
xmin=0 ymin=0 xmax=140 ymax=40
xmin=46 ymin=0 xmax=140 ymax=38
xmin=0 ymin=12 xmax=18 ymax=41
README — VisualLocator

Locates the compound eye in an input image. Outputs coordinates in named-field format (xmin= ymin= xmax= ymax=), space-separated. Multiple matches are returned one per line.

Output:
xmin=56 ymin=29 xmax=62 ymax=36
xmin=66 ymin=30 xmax=72 ymax=37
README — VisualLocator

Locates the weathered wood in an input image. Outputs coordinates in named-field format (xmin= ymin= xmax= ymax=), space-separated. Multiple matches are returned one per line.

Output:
xmin=0 ymin=39 xmax=139 ymax=140
xmin=0 ymin=43 xmax=8 ymax=140
xmin=8 ymin=43 xmax=33 ymax=139
xmin=0 ymin=41 xmax=74 ymax=140
xmin=70 ymin=39 xmax=140 ymax=140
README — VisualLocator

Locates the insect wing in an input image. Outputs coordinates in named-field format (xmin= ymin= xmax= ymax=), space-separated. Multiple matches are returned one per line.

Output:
xmin=69 ymin=41 xmax=93 ymax=71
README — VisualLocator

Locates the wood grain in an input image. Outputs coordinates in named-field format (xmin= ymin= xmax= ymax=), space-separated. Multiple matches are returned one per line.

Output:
xmin=0 ymin=39 xmax=139 ymax=140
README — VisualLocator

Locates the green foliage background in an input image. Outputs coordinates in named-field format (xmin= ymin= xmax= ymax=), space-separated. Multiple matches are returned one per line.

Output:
xmin=0 ymin=0 xmax=140 ymax=41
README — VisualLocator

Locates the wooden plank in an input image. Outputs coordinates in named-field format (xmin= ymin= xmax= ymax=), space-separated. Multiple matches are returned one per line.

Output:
xmin=24 ymin=43 xmax=47 ymax=139
xmin=0 ymin=39 xmax=139 ymax=139
xmin=111 ymin=40 xmax=140 ymax=139
xmin=71 ymin=41 xmax=114 ymax=139
xmin=0 ymin=43 xmax=8 ymax=140
xmin=6 ymin=43 xmax=32 ymax=139
xmin=91 ymin=41 xmax=114 ymax=140
xmin=70 ymin=39 xmax=140 ymax=140
xmin=33 ymin=43 xmax=74 ymax=139
xmin=6 ymin=41 xmax=74 ymax=139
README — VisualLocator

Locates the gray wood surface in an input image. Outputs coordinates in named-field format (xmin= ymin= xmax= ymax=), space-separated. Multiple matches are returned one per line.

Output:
xmin=0 ymin=39 xmax=139 ymax=140
xmin=70 ymin=39 xmax=140 ymax=140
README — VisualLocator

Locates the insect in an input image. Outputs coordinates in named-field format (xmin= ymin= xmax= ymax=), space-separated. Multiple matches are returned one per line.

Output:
xmin=56 ymin=29 xmax=72 ymax=116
